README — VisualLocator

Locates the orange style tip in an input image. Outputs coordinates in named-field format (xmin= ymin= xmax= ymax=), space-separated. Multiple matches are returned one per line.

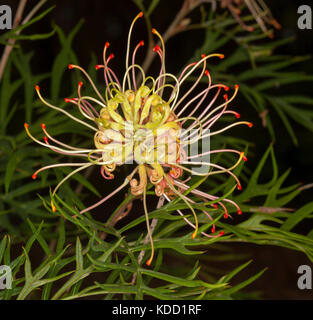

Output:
xmin=109 ymin=53 xmax=114 ymax=59
xmin=41 ymin=123 xmax=46 ymax=129
xmin=68 ymin=64 xmax=73 ymax=69
xmin=237 ymin=184 xmax=242 ymax=191
xmin=219 ymin=231 xmax=225 ymax=236
xmin=139 ymin=40 xmax=144 ymax=46
xmin=35 ymin=85 xmax=40 ymax=91
xmin=205 ymin=70 xmax=209 ymax=76
xmin=152 ymin=28 xmax=157 ymax=34
xmin=235 ymin=84 xmax=239 ymax=90
xmin=237 ymin=209 xmax=242 ymax=215
xmin=24 ymin=122 xmax=29 ymax=129
xmin=146 ymin=259 xmax=152 ymax=267
xmin=138 ymin=11 xmax=143 ymax=18
xmin=219 ymin=54 xmax=225 ymax=59
xmin=31 ymin=174 xmax=37 ymax=180
xmin=52 ymin=206 xmax=56 ymax=213
xmin=248 ymin=122 xmax=254 ymax=128
xmin=78 ymin=81 xmax=83 ymax=87
xmin=191 ymin=232 xmax=196 ymax=239
xmin=235 ymin=113 xmax=241 ymax=118
xmin=105 ymin=41 xmax=110 ymax=48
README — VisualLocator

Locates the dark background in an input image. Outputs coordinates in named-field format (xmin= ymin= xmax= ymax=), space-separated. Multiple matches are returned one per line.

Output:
xmin=1 ymin=0 xmax=313 ymax=299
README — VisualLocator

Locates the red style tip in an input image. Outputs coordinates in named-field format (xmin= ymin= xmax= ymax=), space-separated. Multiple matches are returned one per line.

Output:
xmin=243 ymin=155 xmax=248 ymax=162
xmin=153 ymin=45 xmax=161 ymax=52
xmin=235 ymin=113 xmax=241 ymax=119
xmin=32 ymin=174 xmax=37 ymax=180
xmin=24 ymin=123 xmax=29 ymax=129
xmin=139 ymin=40 xmax=144 ymax=46
xmin=146 ymin=259 xmax=152 ymax=267
xmin=224 ymin=94 xmax=228 ymax=101
xmin=35 ymin=85 xmax=40 ymax=91
xmin=219 ymin=231 xmax=225 ymax=236
xmin=41 ymin=123 xmax=46 ymax=129
xmin=43 ymin=136 xmax=48 ymax=143
xmin=237 ymin=209 xmax=242 ymax=215
xmin=237 ymin=184 xmax=242 ymax=191
xmin=68 ymin=64 xmax=73 ymax=69
xmin=105 ymin=42 xmax=110 ymax=48
xmin=248 ymin=122 xmax=254 ymax=128
xmin=78 ymin=81 xmax=83 ymax=87
xmin=235 ymin=84 xmax=239 ymax=90
xmin=205 ymin=70 xmax=210 ymax=76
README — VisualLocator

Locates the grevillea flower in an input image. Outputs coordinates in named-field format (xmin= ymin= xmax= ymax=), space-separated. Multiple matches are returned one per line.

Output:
xmin=25 ymin=12 xmax=252 ymax=266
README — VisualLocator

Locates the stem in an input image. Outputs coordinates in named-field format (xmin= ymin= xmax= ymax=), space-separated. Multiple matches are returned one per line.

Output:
xmin=131 ymin=195 xmax=164 ymax=284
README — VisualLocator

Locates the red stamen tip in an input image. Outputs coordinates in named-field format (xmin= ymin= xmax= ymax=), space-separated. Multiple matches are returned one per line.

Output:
xmin=201 ymin=53 xmax=206 ymax=59
xmin=41 ymin=123 xmax=46 ymax=129
xmin=219 ymin=231 xmax=225 ymax=236
xmin=237 ymin=184 xmax=242 ymax=191
xmin=211 ymin=226 xmax=216 ymax=233
xmin=105 ymin=42 xmax=110 ymax=48
xmin=78 ymin=81 xmax=83 ymax=87
xmin=237 ymin=209 xmax=242 ymax=215
xmin=24 ymin=122 xmax=29 ymax=129
xmin=35 ymin=85 xmax=40 ymax=91
xmin=224 ymin=94 xmax=228 ymax=101
xmin=32 ymin=174 xmax=37 ymax=180
xmin=212 ymin=204 xmax=218 ymax=209
xmin=43 ymin=136 xmax=48 ymax=143
xmin=235 ymin=112 xmax=241 ymax=118
xmin=224 ymin=86 xmax=229 ymax=91
xmin=224 ymin=213 xmax=228 ymax=219
xmin=235 ymin=84 xmax=239 ymax=90
xmin=205 ymin=70 xmax=210 ymax=76
xmin=219 ymin=54 xmax=225 ymax=59
xmin=68 ymin=64 xmax=73 ymax=69
xmin=243 ymin=155 xmax=248 ymax=162
xmin=248 ymin=122 xmax=253 ymax=128
xmin=109 ymin=53 xmax=114 ymax=60
xmin=95 ymin=65 xmax=102 ymax=70
xmin=64 ymin=98 xmax=70 ymax=103
xmin=139 ymin=40 xmax=144 ymax=46
xmin=153 ymin=44 xmax=161 ymax=52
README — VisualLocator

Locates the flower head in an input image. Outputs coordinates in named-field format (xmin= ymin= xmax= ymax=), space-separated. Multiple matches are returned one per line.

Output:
xmin=25 ymin=13 xmax=252 ymax=266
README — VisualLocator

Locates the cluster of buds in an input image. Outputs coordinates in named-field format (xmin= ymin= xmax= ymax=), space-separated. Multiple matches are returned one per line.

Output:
xmin=25 ymin=12 xmax=252 ymax=266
